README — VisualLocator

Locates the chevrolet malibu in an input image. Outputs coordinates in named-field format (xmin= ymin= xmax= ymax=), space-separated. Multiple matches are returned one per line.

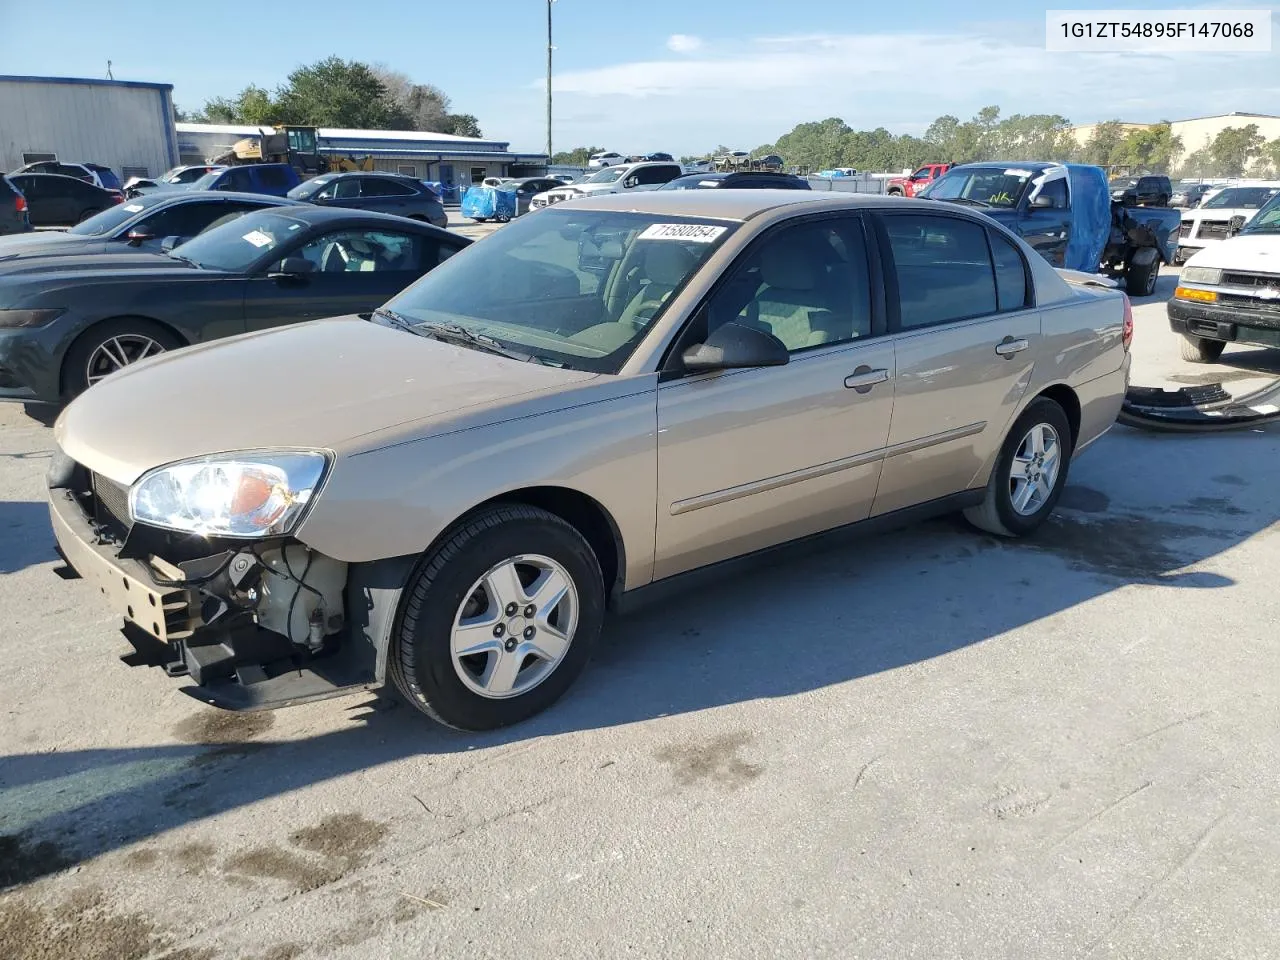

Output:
xmin=48 ymin=191 xmax=1132 ymax=730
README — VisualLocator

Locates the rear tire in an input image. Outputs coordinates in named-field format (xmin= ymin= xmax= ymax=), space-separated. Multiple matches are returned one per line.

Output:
xmin=76 ymin=208 xmax=103 ymax=224
xmin=1125 ymin=256 xmax=1159 ymax=297
xmin=1179 ymin=335 xmax=1225 ymax=363
xmin=61 ymin=317 xmax=183 ymax=400
xmin=964 ymin=397 xmax=1073 ymax=538
xmin=390 ymin=504 xmax=605 ymax=731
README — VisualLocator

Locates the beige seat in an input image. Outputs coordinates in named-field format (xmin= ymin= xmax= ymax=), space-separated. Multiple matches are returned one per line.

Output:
xmin=754 ymin=243 xmax=852 ymax=350
xmin=572 ymin=243 xmax=698 ymax=353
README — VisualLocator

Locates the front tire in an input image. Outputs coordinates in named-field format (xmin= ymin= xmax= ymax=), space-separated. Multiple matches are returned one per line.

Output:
xmin=390 ymin=504 xmax=605 ymax=731
xmin=964 ymin=397 xmax=1073 ymax=538
xmin=1179 ymin=335 xmax=1225 ymax=363
xmin=61 ymin=317 xmax=183 ymax=400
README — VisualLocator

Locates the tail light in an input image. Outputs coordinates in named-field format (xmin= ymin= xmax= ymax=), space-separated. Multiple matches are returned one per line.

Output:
xmin=14 ymin=194 xmax=26 ymax=214
xmin=1121 ymin=294 xmax=1134 ymax=351
xmin=109 ymin=191 xmax=125 ymax=205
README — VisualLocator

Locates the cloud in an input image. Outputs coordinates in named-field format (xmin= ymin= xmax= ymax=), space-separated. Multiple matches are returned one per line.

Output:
xmin=666 ymin=34 xmax=703 ymax=53
xmin=516 ymin=26 xmax=1280 ymax=155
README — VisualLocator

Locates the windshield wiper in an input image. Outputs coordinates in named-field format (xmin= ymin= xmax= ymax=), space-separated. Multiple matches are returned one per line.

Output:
xmin=937 ymin=196 xmax=992 ymax=208
xmin=375 ymin=310 xmax=540 ymax=363
xmin=167 ymin=253 xmax=202 ymax=269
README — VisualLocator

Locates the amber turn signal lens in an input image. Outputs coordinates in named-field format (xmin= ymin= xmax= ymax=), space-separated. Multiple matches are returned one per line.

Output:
xmin=1174 ymin=286 xmax=1217 ymax=303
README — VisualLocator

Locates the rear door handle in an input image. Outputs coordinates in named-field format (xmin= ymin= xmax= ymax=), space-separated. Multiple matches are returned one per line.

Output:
xmin=844 ymin=366 xmax=890 ymax=392
xmin=995 ymin=338 xmax=1029 ymax=357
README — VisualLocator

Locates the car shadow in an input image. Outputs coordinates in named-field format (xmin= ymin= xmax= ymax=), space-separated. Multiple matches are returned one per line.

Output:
xmin=2 ymin=423 xmax=1278 ymax=887
xmin=0 ymin=500 xmax=57 ymax=574
xmin=20 ymin=403 xmax=60 ymax=428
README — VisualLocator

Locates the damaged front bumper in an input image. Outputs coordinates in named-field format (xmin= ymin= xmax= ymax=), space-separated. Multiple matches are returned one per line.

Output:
xmin=46 ymin=450 xmax=407 ymax=711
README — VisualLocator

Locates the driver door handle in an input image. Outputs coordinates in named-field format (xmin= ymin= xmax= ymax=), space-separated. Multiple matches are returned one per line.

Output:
xmin=995 ymin=337 xmax=1029 ymax=357
xmin=844 ymin=367 xmax=890 ymax=391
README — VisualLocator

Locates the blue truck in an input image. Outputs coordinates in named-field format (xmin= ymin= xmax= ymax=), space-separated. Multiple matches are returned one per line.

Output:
xmin=919 ymin=161 xmax=1181 ymax=297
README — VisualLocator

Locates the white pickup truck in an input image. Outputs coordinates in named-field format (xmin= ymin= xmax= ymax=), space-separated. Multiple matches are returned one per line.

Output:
xmin=1176 ymin=183 xmax=1280 ymax=262
xmin=1168 ymin=189 xmax=1280 ymax=361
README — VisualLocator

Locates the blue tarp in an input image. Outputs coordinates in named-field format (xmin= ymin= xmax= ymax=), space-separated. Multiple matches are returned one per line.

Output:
xmin=461 ymin=185 xmax=517 ymax=220
xmin=1062 ymin=163 xmax=1111 ymax=273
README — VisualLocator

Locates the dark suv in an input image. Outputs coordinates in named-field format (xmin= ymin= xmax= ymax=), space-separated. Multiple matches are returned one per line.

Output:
xmin=9 ymin=173 xmax=123 ymax=226
xmin=1110 ymin=174 xmax=1171 ymax=207
xmin=288 ymin=172 xmax=448 ymax=227
xmin=659 ymin=171 xmax=811 ymax=191
xmin=0 ymin=176 xmax=32 ymax=235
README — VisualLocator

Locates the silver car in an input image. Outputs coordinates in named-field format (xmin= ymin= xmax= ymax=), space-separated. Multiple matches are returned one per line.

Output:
xmin=48 ymin=191 xmax=1132 ymax=730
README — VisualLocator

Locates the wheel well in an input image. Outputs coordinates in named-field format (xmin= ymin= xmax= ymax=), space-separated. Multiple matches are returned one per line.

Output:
xmin=1035 ymin=384 xmax=1081 ymax=448
xmin=472 ymin=487 xmax=624 ymax=599
xmin=60 ymin=316 xmax=189 ymax=394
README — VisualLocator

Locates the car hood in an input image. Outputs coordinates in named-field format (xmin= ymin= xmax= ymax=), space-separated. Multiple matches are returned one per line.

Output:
xmin=1183 ymin=233 xmax=1280 ymax=271
xmin=54 ymin=316 xmax=599 ymax=485
xmin=1184 ymin=207 xmax=1262 ymax=221
xmin=0 ymin=249 xmax=193 ymax=278
xmin=0 ymin=231 xmax=80 ymax=255
xmin=0 ymin=236 xmax=117 ymax=263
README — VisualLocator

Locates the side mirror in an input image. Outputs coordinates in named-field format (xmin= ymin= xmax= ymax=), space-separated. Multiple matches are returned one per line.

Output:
xmin=125 ymin=227 xmax=154 ymax=246
xmin=624 ymin=177 xmax=639 ymax=188
xmin=1227 ymin=215 xmax=1247 ymax=237
xmin=681 ymin=321 xmax=789 ymax=372
xmin=160 ymin=235 xmax=182 ymax=253
xmin=268 ymin=256 xmax=316 ymax=279
xmin=1030 ymin=194 xmax=1055 ymax=208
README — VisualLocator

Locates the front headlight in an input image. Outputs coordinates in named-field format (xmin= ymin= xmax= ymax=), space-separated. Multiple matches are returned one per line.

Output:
xmin=1180 ymin=266 xmax=1222 ymax=285
xmin=0 ymin=308 xmax=66 ymax=329
xmin=130 ymin=451 xmax=329 ymax=537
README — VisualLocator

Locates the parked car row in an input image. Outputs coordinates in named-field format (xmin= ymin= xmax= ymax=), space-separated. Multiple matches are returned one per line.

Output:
xmin=41 ymin=189 xmax=1132 ymax=731
xmin=1175 ymin=184 xmax=1280 ymax=262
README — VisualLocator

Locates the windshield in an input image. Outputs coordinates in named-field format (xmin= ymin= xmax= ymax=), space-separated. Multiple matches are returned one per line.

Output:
xmin=927 ymin=167 xmax=1031 ymax=207
xmin=660 ymin=177 xmax=721 ymax=191
xmin=1202 ymin=187 xmax=1279 ymax=210
xmin=68 ymin=195 xmax=164 ymax=236
xmin=1109 ymin=178 xmax=1139 ymax=190
xmin=1240 ymin=193 xmax=1280 ymax=234
xmin=191 ymin=171 xmax=224 ymax=189
xmin=584 ymin=167 xmax=627 ymax=184
xmin=168 ymin=211 xmax=307 ymax=272
xmin=377 ymin=209 xmax=736 ymax=373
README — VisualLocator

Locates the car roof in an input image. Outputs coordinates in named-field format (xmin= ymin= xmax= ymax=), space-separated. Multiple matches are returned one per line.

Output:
xmin=567 ymin=189 xmax=940 ymax=220
xmin=950 ymin=161 xmax=1058 ymax=173
xmin=147 ymin=191 xmax=301 ymax=207
xmin=250 ymin=203 xmax=459 ymax=232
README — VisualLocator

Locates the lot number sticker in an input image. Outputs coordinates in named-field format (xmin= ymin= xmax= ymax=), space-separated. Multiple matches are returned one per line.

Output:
xmin=241 ymin=229 xmax=274 ymax=248
xmin=638 ymin=223 xmax=727 ymax=243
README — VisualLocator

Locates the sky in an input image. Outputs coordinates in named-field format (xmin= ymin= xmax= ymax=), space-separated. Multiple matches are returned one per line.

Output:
xmin=3 ymin=0 xmax=1278 ymax=155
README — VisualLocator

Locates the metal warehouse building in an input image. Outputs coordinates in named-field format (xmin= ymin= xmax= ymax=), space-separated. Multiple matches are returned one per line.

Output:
xmin=0 ymin=75 xmax=178 ymax=179
xmin=176 ymin=123 xmax=548 ymax=190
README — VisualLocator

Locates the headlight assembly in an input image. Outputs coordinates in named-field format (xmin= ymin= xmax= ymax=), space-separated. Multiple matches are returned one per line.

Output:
xmin=0 ymin=308 xmax=65 ymax=329
xmin=129 ymin=451 xmax=329 ymax=537
xmin=1180 ymin=266 xmax=1222 ymax=285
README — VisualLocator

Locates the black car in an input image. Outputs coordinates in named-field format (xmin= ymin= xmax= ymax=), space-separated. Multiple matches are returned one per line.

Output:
xmin=659 ymin=171 xmax=811 ymax=191
xmin=0 ymin=191 xmax=300 ymax=261
xmin=12 ymin=160 xmax=123 ymax=191
xmin=288 ymin=173 xmax=448 ymax=228
xmin=0 ymin=206 xmax=469 ymax=403
xmin=9 ymin=173 xmax=125 ymax=226
xmin=1109 ymin=174 xmax=1172 ymax=207
xmin=0 ymin=176 xmax=31 ymax=236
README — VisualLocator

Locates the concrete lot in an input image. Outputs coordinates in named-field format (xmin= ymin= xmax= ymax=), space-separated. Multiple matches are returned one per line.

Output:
xmin=1 ymin=264 xmax=1278 ymax=960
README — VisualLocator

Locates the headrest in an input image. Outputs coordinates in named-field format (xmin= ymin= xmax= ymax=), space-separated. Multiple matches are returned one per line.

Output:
xmin=644 ymin=242 xmax=696 ymax=286
xmin=760 ymin=243 xmax=820 ymax=291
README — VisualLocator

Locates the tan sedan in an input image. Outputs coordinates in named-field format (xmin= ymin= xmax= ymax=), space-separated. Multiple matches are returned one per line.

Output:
xmin=48 ymin=191 xmax=1132 ymax=730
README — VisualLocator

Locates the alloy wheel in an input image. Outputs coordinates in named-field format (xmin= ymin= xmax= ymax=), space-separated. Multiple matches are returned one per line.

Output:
xmin=450 ymin=554 xmax=579 ymax=699
xmin=85 ymin=334 xmax=166 ymax=386
xmin=1009 ymin=422 xmax=1061 ymax=516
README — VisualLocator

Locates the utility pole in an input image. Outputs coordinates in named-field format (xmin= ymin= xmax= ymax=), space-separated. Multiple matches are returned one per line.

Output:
xmin=546 ymin=0 xmax=554 ymax=165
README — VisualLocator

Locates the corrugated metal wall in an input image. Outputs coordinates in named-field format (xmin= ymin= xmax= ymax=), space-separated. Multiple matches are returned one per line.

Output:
xmin=0 ymin=78 xmax=177 ymax=178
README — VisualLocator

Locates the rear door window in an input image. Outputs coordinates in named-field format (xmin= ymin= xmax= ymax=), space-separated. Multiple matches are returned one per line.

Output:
xmin=882 ymin=213 xmax=998 ymax=329
xmin=361 ymin=178 xmax=415 ymax=197
xmin=257 ymin=167 xmax=290 ymax=190
xmin=988 ymin=230 xmax=1030 ymax=311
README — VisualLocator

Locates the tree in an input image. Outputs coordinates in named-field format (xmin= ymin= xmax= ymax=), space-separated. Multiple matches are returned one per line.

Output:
xmin=1079 ymin=120 xmax=1125 ymax=168
xmin=443 ymin=114 xmax=482 ymax=138
xmin=1258 ymin=138 xmax=1280 ymax=177
xmin=1208 ymin=124 xmax=1265 ymax=177
xmin=273 ymin=57 xmax=411 ymax=128
xmin=553 ymin=146 xmax=604 ymax=165
xmin=1111 ymin=122 xmax=1182 ymax=173
xmin=372 ymin=66 xmax=453 ymax=133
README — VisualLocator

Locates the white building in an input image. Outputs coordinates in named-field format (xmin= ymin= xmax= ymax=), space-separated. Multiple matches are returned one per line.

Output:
xmin=0 ymin=75 xmax=178 ymax=180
